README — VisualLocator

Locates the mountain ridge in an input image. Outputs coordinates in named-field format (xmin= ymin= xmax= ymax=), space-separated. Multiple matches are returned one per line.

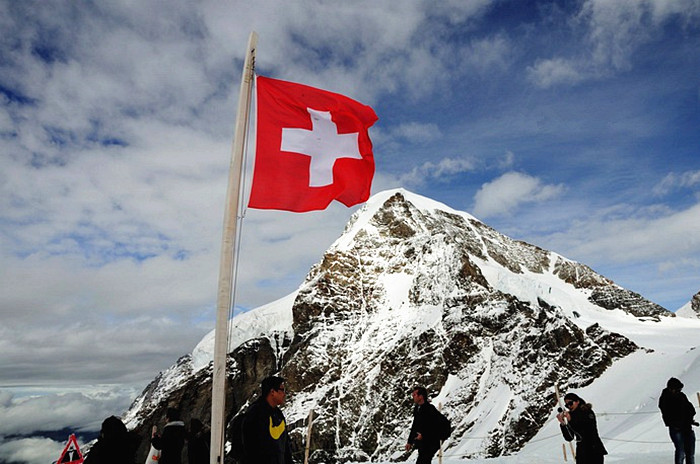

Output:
xmin=123 ymin=188 xmax=696 ymax=464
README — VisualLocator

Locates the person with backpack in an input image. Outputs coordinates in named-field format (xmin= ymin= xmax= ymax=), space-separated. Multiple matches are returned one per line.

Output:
xmin=659 ymin=377 xmax=697 ymax=464
xmin=240 ymin=376 xmax=294 ymax=464
xmin=405 ymin=386 xmax=451 ymax=464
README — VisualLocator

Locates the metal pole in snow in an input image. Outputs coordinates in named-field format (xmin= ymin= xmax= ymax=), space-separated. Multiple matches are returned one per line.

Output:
xmin=438 ymin=402 xmax=444 ymax=464
xmin=304 ymin=410 xmax=314 ymax=464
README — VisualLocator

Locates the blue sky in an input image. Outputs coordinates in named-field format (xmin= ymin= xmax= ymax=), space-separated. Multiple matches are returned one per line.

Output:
xmin=1 ymin=0 xmax=699 ymax=459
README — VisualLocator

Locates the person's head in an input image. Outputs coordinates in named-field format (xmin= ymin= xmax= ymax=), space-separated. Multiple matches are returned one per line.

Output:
xmin=261 ymin=376 xmax=286 ymax=407
xmin=190 ymin=418 xmax=204 ymax=434
xmin=563 ymin=393 xmax=584 ymax=411
xmin=166 ymin=407 xmax=180 ymax=422
xmin=667 ymin=377 xmax=684 ymax=392
xmin=411 ymin=386 xmax=428 ymax=405
xmin=100 ymin=415 xmax=127 ymax=440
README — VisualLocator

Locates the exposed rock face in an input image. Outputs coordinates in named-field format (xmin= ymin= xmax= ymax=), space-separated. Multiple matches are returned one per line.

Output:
xmin=125 ymin=334 xmax=291 ymax=462
xmin=692 ymin=292 xmax=700 ymax=316
xmin=123 ymin=190 xmax=670 ymax=463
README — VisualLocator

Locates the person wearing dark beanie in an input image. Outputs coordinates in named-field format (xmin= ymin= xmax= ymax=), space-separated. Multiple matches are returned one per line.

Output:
xmin=556 ymin=392 xmax=607 ymax=463
xmin=83 ymin=416 xmax=140 ymax=464
xmin=659 ymin=377 xmax=697 ymax=464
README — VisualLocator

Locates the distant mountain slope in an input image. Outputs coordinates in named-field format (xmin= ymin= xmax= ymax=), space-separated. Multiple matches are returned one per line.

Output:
xmin=124 ymin=189 xmax=692 ymax=464
xmin=676 ymin=290 xmax=700 ymax=319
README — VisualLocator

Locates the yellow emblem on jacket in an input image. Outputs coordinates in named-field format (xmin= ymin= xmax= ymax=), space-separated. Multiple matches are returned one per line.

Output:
xmin=269 ymin=417 xmax=286 ymax=440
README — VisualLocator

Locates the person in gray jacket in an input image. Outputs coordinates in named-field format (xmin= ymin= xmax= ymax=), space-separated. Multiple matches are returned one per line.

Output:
xmin=152 ymin=407 xmax=186 ymax=464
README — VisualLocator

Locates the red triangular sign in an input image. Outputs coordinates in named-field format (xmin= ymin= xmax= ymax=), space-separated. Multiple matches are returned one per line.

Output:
xmin=57 ymin=434 xmax=84 ymax=464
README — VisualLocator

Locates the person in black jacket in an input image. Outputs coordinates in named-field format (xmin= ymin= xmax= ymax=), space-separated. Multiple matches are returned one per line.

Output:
xmin=187 ymin=418 xmax=210 ymax=464
xmin=152 ymin=407 xmax=186 ymax=464
xmin=556 ymin=392 xmax=607 ymax=464
xmin=659 ymin=377 xmax=697 ymax=464
xmin=405 ymin=386 xmax=442 ymax=464
xmin=83 ymin=415 xmax=139 ymax=464
xmin=241 ymin=376 xmax=294 ymax=464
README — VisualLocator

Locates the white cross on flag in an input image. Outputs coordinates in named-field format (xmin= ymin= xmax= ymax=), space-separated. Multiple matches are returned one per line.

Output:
xmin=248 ymin=76 xmax=378 ymax=212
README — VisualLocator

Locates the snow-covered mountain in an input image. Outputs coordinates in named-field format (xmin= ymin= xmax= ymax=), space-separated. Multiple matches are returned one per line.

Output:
xmin=123 ymin=189 xmax=699 ymax=463
xmin=676 ymin=290 xmax=700 ymax=319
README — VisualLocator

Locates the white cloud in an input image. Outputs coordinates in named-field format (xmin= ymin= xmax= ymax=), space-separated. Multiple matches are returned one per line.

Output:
xmin=0 ymin=388 xmax=133 ymax=436
xmin=388 ymin=122 xmax=442 ymax=144
xmin=200 ymin=0 xmax=497 ymax=103
xmin=525 ymin=199 xmax=700 ymax=308
xmin=467 ymin=35 xmax=512 ymax=72
xmin=0 ymin=437 xmax=65 ymax=464
xmin=551 ymin=202 xmax=700 ymax=265
xmin=498 ymin=151 xmax=515 ymax=170
xmin=528 ymin=0 xmax=700 ymax=88
xmin=527 ymin=58 xmax=583 ymax=88
xmin=0 ymin=385 xmax=137 ymax=461
xmin=582 ymin=0 xmax=654 ymax=71
xmin=398 ymin=157 xmax=474 ymax=187
xmin=473 ymin=172 xmax=565 ymax=217
xmin=653 ymin=169 xmax=700 ymax=196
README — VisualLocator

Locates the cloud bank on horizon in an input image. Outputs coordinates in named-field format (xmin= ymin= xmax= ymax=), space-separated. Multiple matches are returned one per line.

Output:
xmin=1 ymin=0 xmax=699 ymax=402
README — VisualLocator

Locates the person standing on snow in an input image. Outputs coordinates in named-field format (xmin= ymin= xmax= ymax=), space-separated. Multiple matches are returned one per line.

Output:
xmin=405 ymin=386 xmax=443 ymax=464
xmin=659 ymin=377 xmax=697 ymax=464
xmin=241 ymin=376 xmax=294 ymax=464
xmin=556 ymin=392 xmax=607 ymax=464
xmin=152 ymin=407 xmax=186 ymax=464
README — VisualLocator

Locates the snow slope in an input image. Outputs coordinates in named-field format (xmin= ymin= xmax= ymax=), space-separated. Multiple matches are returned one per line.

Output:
xmin=191 ymin=294 xmax=700 ymax=463
xmin=191 ymin=291 xmax=296 ymax=371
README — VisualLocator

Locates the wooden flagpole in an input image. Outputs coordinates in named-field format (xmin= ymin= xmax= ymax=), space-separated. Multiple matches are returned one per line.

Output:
xmin=210 ymin=30 xmax=258 ymax=464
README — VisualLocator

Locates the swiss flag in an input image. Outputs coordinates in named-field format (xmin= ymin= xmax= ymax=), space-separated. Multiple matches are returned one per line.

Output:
xmin=248 ymin=76 xmax=378 ymax=212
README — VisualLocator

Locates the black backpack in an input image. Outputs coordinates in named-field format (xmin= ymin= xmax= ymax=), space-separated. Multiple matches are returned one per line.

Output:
xmin=436 ymin=410 xmax=452 ymax=441
xmin=229 ymin=408 xmax=248 ymax=463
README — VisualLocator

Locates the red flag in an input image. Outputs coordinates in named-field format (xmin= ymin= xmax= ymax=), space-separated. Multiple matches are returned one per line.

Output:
xmin=248 ymin=76 xmax=378 ymax=212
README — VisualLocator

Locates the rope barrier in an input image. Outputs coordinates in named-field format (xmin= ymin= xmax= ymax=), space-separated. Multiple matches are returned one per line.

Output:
xmin=295 ymin=431 xmax=697 ymax=454
xmin=599 ymin=437 xmax=672 ymax=444
xmin=292 ymin=396 xmax=700 ymax=457
xmin=295 ymin=425 xmax=696 ymax=452
xmin=295 ymin=435 xmax=698 ymax=462
xmin=597 ymin=410 xmax=663 ymax=416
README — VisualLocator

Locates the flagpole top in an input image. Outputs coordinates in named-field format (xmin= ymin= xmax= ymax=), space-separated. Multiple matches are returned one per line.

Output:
xmin=244 ymin=32 xmax=258 ymax=83
xmin=248 ymin=31 xmax=258 ymax=48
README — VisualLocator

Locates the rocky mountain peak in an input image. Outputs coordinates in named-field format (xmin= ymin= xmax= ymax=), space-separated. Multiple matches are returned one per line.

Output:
xmin=124 ymin=189 xmax=671 ymax=463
